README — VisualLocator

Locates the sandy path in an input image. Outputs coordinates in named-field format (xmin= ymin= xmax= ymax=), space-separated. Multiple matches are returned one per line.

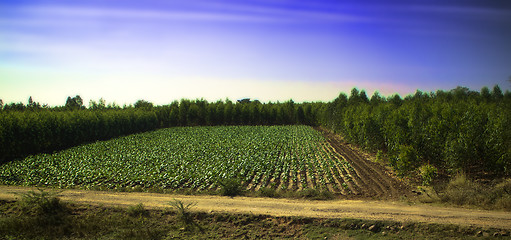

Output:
xmin=1 ymin=185 xmax=510 ymax=230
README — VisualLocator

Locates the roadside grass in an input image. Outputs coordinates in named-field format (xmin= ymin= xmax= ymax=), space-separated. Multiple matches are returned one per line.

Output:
xmin=15 ymin=188 xmax=66 ymax=216
xmin=73 ymin=183 xmax=339 ymax=202
xmin=127 ymin=203 xmax=149 ymax=217
xmin=418 ymin=174 xmax=511 ymax=211
xmin=255 ymin=187 xmax=335 ymax=200
xmin=168 ymin=199 xmax=202 ymax=232
xmin=1 ymin=197 xmax=510 ymax=239
xmin=0 ymin=193 xmax=511 ymax=239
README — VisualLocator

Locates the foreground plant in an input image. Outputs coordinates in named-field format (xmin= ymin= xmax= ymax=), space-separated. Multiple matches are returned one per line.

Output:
xmin=168 ymin=199 xmax=202 ymax=231
xmin=16 ymin=188 xmax=65 ymax=216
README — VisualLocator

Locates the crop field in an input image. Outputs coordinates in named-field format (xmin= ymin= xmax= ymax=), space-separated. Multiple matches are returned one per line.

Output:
xmin=0 ymin=125 xmax=405 ymax=197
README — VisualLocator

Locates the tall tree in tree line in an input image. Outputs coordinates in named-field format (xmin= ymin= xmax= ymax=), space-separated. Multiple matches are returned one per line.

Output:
xmin=65 ymin=95 xmax=83 ymax=109
xmin=134 ymin=99 xmax=153 ymax=110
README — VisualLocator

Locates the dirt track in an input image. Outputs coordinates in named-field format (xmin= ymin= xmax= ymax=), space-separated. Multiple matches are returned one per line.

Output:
xmin=1 ymin=185 xmax=511 ymax=230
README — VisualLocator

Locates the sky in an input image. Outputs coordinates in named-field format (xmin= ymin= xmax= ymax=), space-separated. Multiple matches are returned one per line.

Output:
xmin=1 ymin=0 xmax=510 ymax=106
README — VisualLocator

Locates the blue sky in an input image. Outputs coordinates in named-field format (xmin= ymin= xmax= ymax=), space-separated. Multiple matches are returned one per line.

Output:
xmin=1 ymin=0 xmax=510 ymax=106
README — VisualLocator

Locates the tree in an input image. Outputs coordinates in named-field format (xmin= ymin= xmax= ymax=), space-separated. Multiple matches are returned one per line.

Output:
xmin=481 ymin=86 xmax=491 ymax=102
xmin=169 ymin=101 xmax=180 ymax=126
xmin=27 ymin=96 xmax=41 ymax=110
xmin=359 ymin=90 xmax=369 ymax=103
xmin=3 ymin=102 xmax=25 ymax=111
xmin=491 ymin=85 xmax=503 ymax=101
xmin=370 ymin=91 xmax=384 ymax=105
xmin=0 ymin=99 xmax=3 ymax=110
xmin=65 ymin=95 xmax=83 ymax=109
xmin=389 ymin=94 xmax=402 ymax=106
xmin=134 ymin=99 xmax=153 ymax=110
xmin=348 ymin=88 xmax=360 ymax=104
xmin=296 ymin=106 xmax=305 ymax=124
xmin=179 ymin=99 xmax=190 ymax=126
xmin=89 ymin=98 xmax=106 ymax=109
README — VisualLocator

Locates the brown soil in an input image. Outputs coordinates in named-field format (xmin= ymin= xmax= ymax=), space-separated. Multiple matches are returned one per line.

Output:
xmin=316 ymin=127 xmax=413 ymax=199
xmin=1 ymin=185 xmax=511 ymax=230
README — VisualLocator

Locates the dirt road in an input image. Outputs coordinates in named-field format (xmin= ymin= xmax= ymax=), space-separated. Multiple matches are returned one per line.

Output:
xmin=1 ymin=185 xmax=510 ymax=230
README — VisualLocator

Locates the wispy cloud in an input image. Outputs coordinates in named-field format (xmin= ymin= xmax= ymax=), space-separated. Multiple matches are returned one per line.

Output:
xmin=8 ymin=4 xmax=293 ymax=24
xmin=3 ymin=1 xmax=372 ymax=27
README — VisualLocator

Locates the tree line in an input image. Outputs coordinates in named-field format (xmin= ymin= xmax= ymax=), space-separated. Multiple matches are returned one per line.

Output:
xmin=0 ymin=96 xmax=322 ymax=163
xmin=319 ymin=85 xmax=511 ymax=177
xmin=1 ymin=85 xmax=510 ymax=178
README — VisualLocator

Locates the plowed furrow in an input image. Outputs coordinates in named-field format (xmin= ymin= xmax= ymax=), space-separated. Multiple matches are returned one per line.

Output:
xmin=322 ymin=143 xmax=365 ymax=195
xmin=316 ymin=127 xmax=412 ymax=199
xmin=322 ymin=136 xmax=385 ymax=196
xmin=335 ymin=143 xmax=388 ymax=196
xmin=340 ymin=144 xmax=400 ymax=197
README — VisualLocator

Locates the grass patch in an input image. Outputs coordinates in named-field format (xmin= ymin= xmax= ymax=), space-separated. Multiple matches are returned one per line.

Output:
xmin=297 ymin=188 xmax=335 ymax=200
xmin=257 ymin=187 xmax=280 ymax=198
xmin=437 ymin=174 xmax=511 ymax=211
xmin=127 ymin=203 xmax=149 ymax=217
xmin=1 ymin=199 xmax=510 ymax=239
xmin=253 ymin=187 xmax=336 ymax=200
xmin=16 ymin=188 xmax=66 ymax=216
xmin=218 ymin=178 xmax=243 ymax=197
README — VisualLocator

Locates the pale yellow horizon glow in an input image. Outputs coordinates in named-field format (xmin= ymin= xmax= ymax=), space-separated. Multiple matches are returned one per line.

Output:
xmin=0 ymin=66 xmax=417 ymax=107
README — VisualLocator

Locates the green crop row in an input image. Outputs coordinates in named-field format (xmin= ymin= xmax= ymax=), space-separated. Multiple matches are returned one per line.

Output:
xmin=0 ymin=125 xmax=351 ymax=193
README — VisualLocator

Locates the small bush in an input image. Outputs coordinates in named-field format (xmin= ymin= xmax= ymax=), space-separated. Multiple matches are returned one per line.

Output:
xmin=299 ymin=188 xmax=334 ymax=200
xmin=439 ymin=175 xmax=511 ymax=210
xmin=440 ymin=173 xmax=486 ymax=206
xmin=16 ymin=188 xmax=65 ymax=216
xmin=492 ymin=179 xmax=511 ymax=210
xmin=390 ymin=145 xmax=418 ymax=176
xmin=127 ymin=203 xmax=149 ymax=217
xmin=218 ymin=178 xmax=243 ymax=197
xmin=168 ymin=199 xmax=196 ymax=224
xmin=419 ymin=164 xmax=438 ymax=186
xmin=495 ymin=195 xmax=511 ymax=210
xmin=168 ymin=199 xmax=201 ymax=231
xmin=258 ymin=187 xmax=279 ymax=198
xmin=375 ymin=150 xmax=384 ymax=163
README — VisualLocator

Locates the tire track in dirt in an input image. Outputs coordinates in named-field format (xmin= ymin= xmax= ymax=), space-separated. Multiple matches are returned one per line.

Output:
xmin=316 ymin=127 xmax=412 ymax=199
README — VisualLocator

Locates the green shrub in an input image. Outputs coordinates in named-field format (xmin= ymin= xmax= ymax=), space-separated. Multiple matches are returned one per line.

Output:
xmin=375 ymin=150 xmax=384 ymax=163
xmin=419 ymin=164 xmax=438 ymax=186
xmin=16 ymin=188 xmax=65 ymax=216
xmin=168 ymin=199 xmax=201 ymax=231
xmin=258 ymin=187 xmax=279 ymax=198
xmin=127 ymin=203 xmax=149 ymax=217
xmin=440 ymin=173 xmax=486 ymax=206
xmin=390 ymin=145 xmax=419 ymax=177
xmin=439 ymin=175 xmax=511 ymax=210
xmin=299 ymin=188 xmax=334 ymax=200
xmin=492 ymin=179 xmax=511 ymax=210
xmin=218 ymin=178 xmax=243 ymax=197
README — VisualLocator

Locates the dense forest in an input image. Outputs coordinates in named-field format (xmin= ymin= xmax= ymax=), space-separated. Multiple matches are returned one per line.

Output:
xmin=1 ymin=85 xmax=510 ymax=179
xmin=320 ymin=86 xmax=511 ymax=178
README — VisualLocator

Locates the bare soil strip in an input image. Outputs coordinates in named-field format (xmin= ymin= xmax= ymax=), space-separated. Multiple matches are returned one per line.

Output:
xmin=1 ymin=185 xmax=510 ymax=230
xmin=316 ymin=127 xmax=412 ymax=199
